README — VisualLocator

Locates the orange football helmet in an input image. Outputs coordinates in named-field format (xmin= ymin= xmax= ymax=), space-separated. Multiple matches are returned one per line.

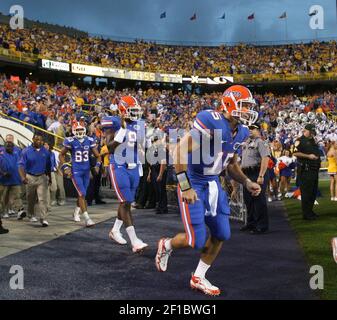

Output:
xmin=118 ymin=96 xmax=142 ymax=121
xmin=72 ymin=121 xmax=86 ymax=139
xmin=219 ymin=85 xmax=258 ymax=125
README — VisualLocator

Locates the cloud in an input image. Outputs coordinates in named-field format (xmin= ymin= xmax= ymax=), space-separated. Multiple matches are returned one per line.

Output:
xmin=0 ymin=0 xmax=336 ymax=44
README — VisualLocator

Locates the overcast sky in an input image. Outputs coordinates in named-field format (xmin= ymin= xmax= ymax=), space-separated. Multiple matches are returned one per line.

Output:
xmin=0 ymin=0 xmax=336 ymax=45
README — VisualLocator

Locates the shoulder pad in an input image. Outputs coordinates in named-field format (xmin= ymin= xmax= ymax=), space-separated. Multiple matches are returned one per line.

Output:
xmin=194 ymin=110 xmax=217 ymax=131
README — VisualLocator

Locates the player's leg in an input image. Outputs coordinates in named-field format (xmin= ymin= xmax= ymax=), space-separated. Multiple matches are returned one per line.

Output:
xmin=71 ymin=173 xmax=83 ymax=222
xmin=71 ymin=171 xmax=94 ymax=227
xmin=156 ymin=185 xmax=206 ymax=272
xmin=124 ymin=167 xmax=148 ymax=252
xmin=108 ymin=164 xmax=132 ymax=246
xmin=190 ymin=182 xmax=231 ymax=296
xmin=334 ymin=175 xmax=337 ymax=200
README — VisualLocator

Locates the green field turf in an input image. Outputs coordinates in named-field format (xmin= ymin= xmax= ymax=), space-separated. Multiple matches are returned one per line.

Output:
xmin=284 ymin=180 xmax=337 ymax=300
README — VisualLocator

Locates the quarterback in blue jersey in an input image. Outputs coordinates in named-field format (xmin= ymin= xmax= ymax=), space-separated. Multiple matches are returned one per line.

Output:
xmin=59 ymin=122 xmax=101 ymax=227
xmin=155 ymin=85 xmax=262 ymax=296
xmin=102 ymin=96 xmax=148 ymax=253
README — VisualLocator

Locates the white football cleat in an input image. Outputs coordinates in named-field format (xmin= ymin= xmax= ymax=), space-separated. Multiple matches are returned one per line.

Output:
xmin=2 ymin=213 xmax=9 ymax=219
xmin=155 ymin=238 xmax=172 ymax=272
xmin=109 ymin=230 xmax=127 ymax=245
xmin=190 ymin=274 xmax=220 ymax=296
xmin=73 ymin=207 xmax=81 ymax=222
xmin=332 ymin=237 xmax=337 ymax=264
xmin=132 ymin=239 xmax=148 ymax=253
xmin=73 ymin=212 xmax=81 ymax=222
xmin=30 ymin=217 xmax=38 ymax=223
xmin=85 ymin=218 xmax=95 ymax=228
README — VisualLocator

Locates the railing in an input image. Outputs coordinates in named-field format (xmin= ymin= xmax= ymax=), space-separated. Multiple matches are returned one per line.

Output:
xmin=0 ymin=111 xmax=64 ymax=151
xmin=234 ymin=72 xmax=337 ymax=83
xmin=0 ymin=47 xmax=39 ymax=64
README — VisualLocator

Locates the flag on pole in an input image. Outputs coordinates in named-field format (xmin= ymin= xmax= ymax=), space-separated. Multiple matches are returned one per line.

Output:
xmin=247 ymin=13 xmax=255 ymax=20
xmin=160 ymin=12 xmax=166 ymax=19
xmin=220 ymin=12 xmax=226 ymax=19
xmin=279 ymin=12 xmax=287 ymax=19
xmin=190 ymin=13 xmax=197 ymax=21
xmin=309 ymin=10 xmax=318 ymax=16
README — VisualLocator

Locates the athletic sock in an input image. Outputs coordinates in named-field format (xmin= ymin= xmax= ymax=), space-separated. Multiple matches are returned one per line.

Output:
xmin=164 ymin=238 xmax=172 ymax=251
xmin=75 ymin=207 xmax=81 ymax=215
xmin=112 ymin=218 xmax=123 ymax=233
xmin=194 ymin=260 xmax=211 ymax=279
xmin=126 ymin=226 xmax=139 ymax=246
xmin=83 ymin=212 xmax=90 ymax=221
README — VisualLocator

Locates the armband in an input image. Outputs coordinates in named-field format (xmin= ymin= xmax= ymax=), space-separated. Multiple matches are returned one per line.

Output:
xmin=95 ymin=162 xmax=102 ymax=168
xmin=176 ymin=171 xmax=192 ymax=192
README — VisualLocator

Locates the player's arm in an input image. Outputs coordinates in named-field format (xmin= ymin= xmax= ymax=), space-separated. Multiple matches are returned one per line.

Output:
xmin=106 ymin=126 xmax=126 ymax=154
xmin=91 ymin=147 xmax=102 ymax=174
xmin=227 ymin=154 xmax=261 ymax=196
xmin=58 ymin=146 xmax=72 ymax=177
xmin=173 ymin=132 xmax=199 ymax=204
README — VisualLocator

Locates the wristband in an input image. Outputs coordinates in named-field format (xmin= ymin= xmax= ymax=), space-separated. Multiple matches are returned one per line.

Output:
xmin=95 ymin=162 xmax=101 ymax=168
xmin=176 ymin=171 xmax=192 ymax=192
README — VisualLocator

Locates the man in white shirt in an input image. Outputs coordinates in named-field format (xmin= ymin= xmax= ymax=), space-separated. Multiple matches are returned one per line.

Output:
xmin=47 ymin=116 xmax=64 ymax=135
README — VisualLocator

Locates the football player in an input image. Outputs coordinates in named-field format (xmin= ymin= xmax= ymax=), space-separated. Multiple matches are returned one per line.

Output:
xmin=102 ymin=96 xmax=148 ymax=253
xmin=59 ymin=122 xmax=101 ymax=227
xmin=155 ymin=85 xmax=262 ymax=296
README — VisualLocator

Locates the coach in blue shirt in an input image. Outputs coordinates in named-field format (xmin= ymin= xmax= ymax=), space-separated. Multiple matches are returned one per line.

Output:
xmin=1 ymin=141 xmax=26 ymax=220
xmin=19 ymin=133 xmax=51 ymax=227
xmin=0 ymin=134 xmax=21 ymax=157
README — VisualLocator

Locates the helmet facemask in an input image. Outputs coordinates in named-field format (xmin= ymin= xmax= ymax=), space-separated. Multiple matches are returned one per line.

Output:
xmin=126 ymin=105 xmax=142 ymax=121
xmin=224 ymin=92 xmax=258 ymax=126
xmin=73 ymin=127 xmax=86 ymax=140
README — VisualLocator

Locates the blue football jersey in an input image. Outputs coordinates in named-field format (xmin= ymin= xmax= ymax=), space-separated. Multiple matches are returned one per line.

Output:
xmin=63 ymin=136 xmax=96 ymax=172
xmin=110 ymin=119 xmax=146 ymax=167
xmin=189 ymin=110 xmax=249 ymax=181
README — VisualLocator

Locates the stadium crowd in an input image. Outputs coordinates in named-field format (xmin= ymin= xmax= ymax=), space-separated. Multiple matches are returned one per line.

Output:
xmin=1 ymin=74 xmax=337 ymax=232
xmin=1 ymin=22 xmax=337 ymax=76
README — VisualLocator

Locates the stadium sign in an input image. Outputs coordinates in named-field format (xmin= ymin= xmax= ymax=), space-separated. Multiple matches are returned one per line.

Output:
xmin=40 ymin=59 xmax=70 ymax=72
xmin=182 ymin=75 xmax=234 ymax=85
xmin=71 ymin=63 xmax=183 ymax=83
